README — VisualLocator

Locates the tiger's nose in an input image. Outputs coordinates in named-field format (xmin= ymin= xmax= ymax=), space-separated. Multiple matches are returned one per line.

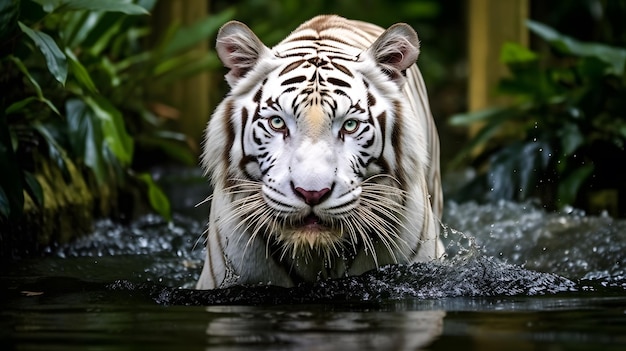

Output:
xmin=293 ymin=186 xmax=331 ymax=206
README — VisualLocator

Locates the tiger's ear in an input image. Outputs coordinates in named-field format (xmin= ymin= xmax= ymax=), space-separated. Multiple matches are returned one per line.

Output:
xmin=366 ymin=23 xmax=420 ymax=84
xmin=216 ymin=21 xmax=271 ymax=87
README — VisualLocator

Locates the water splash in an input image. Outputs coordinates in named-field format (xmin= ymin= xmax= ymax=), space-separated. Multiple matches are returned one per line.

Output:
xmin=444 ymin=200 xmax=626 ymax=288
xmin=108 ymin=256 xmax=576 ymax=305
xmin=39 ymin=200 xmax=625 ymax=304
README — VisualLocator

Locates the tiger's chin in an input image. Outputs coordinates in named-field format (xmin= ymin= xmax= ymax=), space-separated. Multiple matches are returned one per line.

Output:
xmin=274 ymin=214 xmax=344 ymax=257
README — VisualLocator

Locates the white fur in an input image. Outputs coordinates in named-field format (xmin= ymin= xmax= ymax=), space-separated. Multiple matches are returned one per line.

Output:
xmin=197 ymin=15 xmax=443 ymax=289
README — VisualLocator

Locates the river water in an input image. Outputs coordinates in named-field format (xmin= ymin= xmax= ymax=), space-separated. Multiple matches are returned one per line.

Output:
xmin=1 ymin=169 xmax=625 ymax=350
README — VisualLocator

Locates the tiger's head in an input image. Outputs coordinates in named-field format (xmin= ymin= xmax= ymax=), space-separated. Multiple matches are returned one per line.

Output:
xmin=203 ymin=16 xmax=428 ymax=268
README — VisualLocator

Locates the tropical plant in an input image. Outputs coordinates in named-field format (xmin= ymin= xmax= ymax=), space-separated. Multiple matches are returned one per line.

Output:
xmin=449 ymin=19 xmax=626 ymax=215
xmin=0 ymin=0 xmax=233 ymax=223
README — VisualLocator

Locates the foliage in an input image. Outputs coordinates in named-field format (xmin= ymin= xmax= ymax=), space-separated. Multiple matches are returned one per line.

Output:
xmin=0 ymin=0 xmax=232 ymax=221
xmin=450 ymin=19 xmax=626 ymax=211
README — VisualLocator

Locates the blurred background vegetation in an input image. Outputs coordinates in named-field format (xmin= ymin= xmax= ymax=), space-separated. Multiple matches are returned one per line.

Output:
xmin=1 ymin=0 xmax=625 ymax=256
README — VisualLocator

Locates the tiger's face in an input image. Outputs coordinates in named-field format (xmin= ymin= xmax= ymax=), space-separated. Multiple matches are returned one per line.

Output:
xmin=205 ymin=18 xmax=423 ymax=267
xmin=237 ymin=56 xmax=396 ymax=256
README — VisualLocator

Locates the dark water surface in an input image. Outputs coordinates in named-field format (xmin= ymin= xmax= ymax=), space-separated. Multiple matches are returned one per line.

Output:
xmin=2 ymin=172 xmax=626 ymax=350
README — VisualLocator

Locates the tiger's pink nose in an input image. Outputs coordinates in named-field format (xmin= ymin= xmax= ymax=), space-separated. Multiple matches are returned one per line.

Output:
xmin=294 ymin=187 xmax=331 ymax=206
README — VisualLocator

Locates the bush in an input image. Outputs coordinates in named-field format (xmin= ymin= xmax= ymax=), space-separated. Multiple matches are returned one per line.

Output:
xmin=0 ymin=0 xmax=233 ymax=222
xmin=450 ymin=19 xmax=626 ymax=215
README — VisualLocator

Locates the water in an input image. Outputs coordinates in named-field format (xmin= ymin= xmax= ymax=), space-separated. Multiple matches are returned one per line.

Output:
xmin=1 ymin=171 xmax=626 ymax=350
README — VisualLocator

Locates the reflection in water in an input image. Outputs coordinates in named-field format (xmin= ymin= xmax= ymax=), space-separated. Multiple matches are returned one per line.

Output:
xmin=204 ymin=305 xmax=445 ymax=350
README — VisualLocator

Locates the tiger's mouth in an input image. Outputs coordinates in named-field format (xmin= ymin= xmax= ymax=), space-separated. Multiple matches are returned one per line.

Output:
xmin=299 ymin=213 xmax=325 ymax=229
xmin=275 ymin=213 xmax=344 ymax=251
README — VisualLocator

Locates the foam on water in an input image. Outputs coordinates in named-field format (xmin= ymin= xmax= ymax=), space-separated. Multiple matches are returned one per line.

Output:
xmin=43 ymin=200 xmax=625 ymax=304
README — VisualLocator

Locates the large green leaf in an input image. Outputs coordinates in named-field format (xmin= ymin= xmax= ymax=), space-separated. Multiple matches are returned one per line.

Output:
xmin=33 ymin=0 xmax=149 ymax=15
xmin=64 ymin=47 xmax=98 ymax=93
xmin=527 ymin=19 xmax=626 ymax=76
xmin=65 ymin=98 xmax=108 ymax=184
xmin=85 ymin=96 xmax=134 ymax=165
xmin=18 ymin=21 xmax=68 ymax=85
xmin=136 ymin=173 xmax=171 ymax=221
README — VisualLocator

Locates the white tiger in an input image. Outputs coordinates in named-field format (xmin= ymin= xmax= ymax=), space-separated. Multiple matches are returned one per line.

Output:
xmin=197 ymin=15 xmax=443 ymax=289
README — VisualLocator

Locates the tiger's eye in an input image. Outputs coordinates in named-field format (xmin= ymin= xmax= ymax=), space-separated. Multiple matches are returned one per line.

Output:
xmin=269 ymin=116 xmax=286 ymax=131
xmin=342 ymin=119 xmax=359 ymax=134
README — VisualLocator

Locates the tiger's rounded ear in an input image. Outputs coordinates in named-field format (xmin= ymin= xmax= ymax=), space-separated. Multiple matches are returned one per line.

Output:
xmin=366 ymin=23 xmax=420 ymax=84
xmin=216 ymin=21 xmax=271 ymax=87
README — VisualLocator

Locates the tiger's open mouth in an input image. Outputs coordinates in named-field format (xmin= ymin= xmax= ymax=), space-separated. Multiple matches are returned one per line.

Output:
xmin=301 ymin=213 xmax=324 ymax=228
xmin=275 ymin=213 xmax=344 ymax=251
xmin=292 ymin=213 xmax=337 ymax=233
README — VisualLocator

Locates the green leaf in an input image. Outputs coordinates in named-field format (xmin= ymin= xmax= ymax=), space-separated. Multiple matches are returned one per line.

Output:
xmin=500 ymin=41 xmax=538 ymax=64
xmin=32 ymin=122 xmax=71 ymax=182
xmin=162 ymin=8 xmax=235 ymax=57
xmin=137 ymin=173 xmax=171 ymax=221
xmin=527 ymin=19 xmax=626 ymax=76
xmin=64 ymin=47 xmax=98 ymax=93
xmin=33 ymin=0 xmax=149 ymax=15
xmin=65 ymin=98 xmax=108 ymax=184
xmin=557 ymin=164 xmax=594 ymax=207
xmin=83 ymin=13 xmax=125 ymax=56
xmin=18 ymin=21 xmax=68 ymax=85
xmin=558 ymin=123 xmax=584 ymax=156
xmin=449 ymin=106 xmax=511 ymax=126
xmin=84 ymin=96 xmax=134 ymax=165
xmin=5 ymin=97 xmax=38 ymax=114
xmin=5 ymin=93 xmax=61 ymax=116
xmin=63 ymin=11 xmax=102 ymax=49
xmin=33 ymin=0 xmax=61 ymax=12
xmin=23 ymin=171 xmax=44 ymax=207
xmin=9 ymin=56 xmax=62 ymax=114
xmin=10 ymin=56 xmax=44 ymax=99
